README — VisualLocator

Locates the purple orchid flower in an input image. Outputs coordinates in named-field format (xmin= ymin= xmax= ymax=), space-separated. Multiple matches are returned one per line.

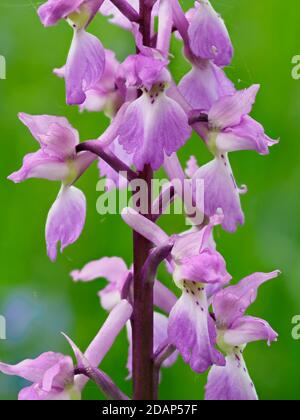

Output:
xmin=0 ymin=300 xmax=132 ymax=400
xmin=38 ymin=0 xmax=105 ymax=105
xmin=113 ymin=26 xmax=191 ymax=171
xmin=187 ymin=0 xmax=233 ymax=66
xmin=0 ymin=352 xmax=76 ymax=400
xmin=71 ymin=256 xmax=178 ymax=376
xmin=205 ymin=270 xmax=280 ymax=400
xmin=121 ymin=208 xmax=232 ymax=373
xmin=179 ymin=58 xmax=235 ymax=112
xmin=171 ymin=0 xmax=235 ymax=111
xmin=55 ymin=49 xmax=123 ymax=117
xmin=191 ymin=85 xmax=278 ymax=232
xmin=8 ymin=113 xmax=95 ymax=261
xmin=168 ymin=221 xmax=231 ymax=373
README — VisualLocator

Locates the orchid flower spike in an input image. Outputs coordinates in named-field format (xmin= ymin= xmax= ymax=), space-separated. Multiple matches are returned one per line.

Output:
xmin=205 ymin=270 xmax=281 ymax=400
xmin=38 ymin=0 xmax=106 ymax=105
xmin=8 ymin=113 xmax=95 ymax=261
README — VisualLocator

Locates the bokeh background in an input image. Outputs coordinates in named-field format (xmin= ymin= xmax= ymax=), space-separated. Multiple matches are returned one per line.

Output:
xmin=0 ymin=0 xmax=300 ymax=400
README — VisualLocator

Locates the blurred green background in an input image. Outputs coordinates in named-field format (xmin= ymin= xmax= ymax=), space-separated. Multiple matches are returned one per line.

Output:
xmin=0 ymin=0 xmax=300 ymax=400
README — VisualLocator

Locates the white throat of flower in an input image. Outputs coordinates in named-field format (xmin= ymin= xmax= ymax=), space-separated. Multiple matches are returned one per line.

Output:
xmin=67 ymin=5 xmax=91 ymax=31
xmin=142 ymin=82 xmax=168 ymax=105
xmin=182 ymin=280 xmax=206 ymax=311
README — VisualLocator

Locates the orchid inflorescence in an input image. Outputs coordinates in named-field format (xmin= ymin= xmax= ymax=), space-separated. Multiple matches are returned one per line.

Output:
xmin=1 ymin=0 xmax=280 ymax=400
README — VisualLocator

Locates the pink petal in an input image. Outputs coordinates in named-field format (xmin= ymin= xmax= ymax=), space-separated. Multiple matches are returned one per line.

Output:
xmin=71 ymin=256 xmax=129 ymax=310
xmin=168 ymin=285 xmax=225 ymax=374
xmin=171 ymin=226 xmax=212 ymax=261
xmin=224 ymin=316 xmax=278 ymax=347
xmin=56 ymin=49 xmax=121 ymax=114
xmin=192 ymin=156 xmax=245 ymax=232
xmin=46 ymin=186 xmax=86 ymax=261
xmin=38 ymin=0 xmax=103 ymax=27
xmin=8 ymin=150 xmax=70 ymax=183
xmin=18 ymin=384 xmax=71 ymax=400
xmin=213 ymin=271 xmax=281 ymax=327
xmin=118 ymin=93 xmax=191 ymax=171
xmin=218 ymin=116 xmax=275 ymax=155
xmin=71 ymin=256 xmax=128 ymax=284
xmin=176 ymin=249 xmax=231 ymax=285
xmin=38 ymin=0 xmax=84 ymax=26
xmin=208 ymin=85 xmax=260 ymax=130
xmin=0 ymin=352 xmax=72 ymax=385
xmin=42 ymin=357 xmax=74 ymax=392
xmin=118 ymin=53 xmax=169 ymax=90
xmin=205 ymin=352 xmax=258 ymax=400
xmin=66 ymin=30 xmax=105 ymax=105
xmin=19 ymin=113 xmax=79 ymax=159
xmin=179 ymin=62 xmax=235 ymax=111
xmin=188 ymin=1 xmax=233 ymax=66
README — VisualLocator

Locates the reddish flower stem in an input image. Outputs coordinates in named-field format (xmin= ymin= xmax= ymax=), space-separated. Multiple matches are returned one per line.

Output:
xmin=132 ymin=2 xmax=156 ymax=401
xmin=132 ymin=164 xmax=155 ymax=400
